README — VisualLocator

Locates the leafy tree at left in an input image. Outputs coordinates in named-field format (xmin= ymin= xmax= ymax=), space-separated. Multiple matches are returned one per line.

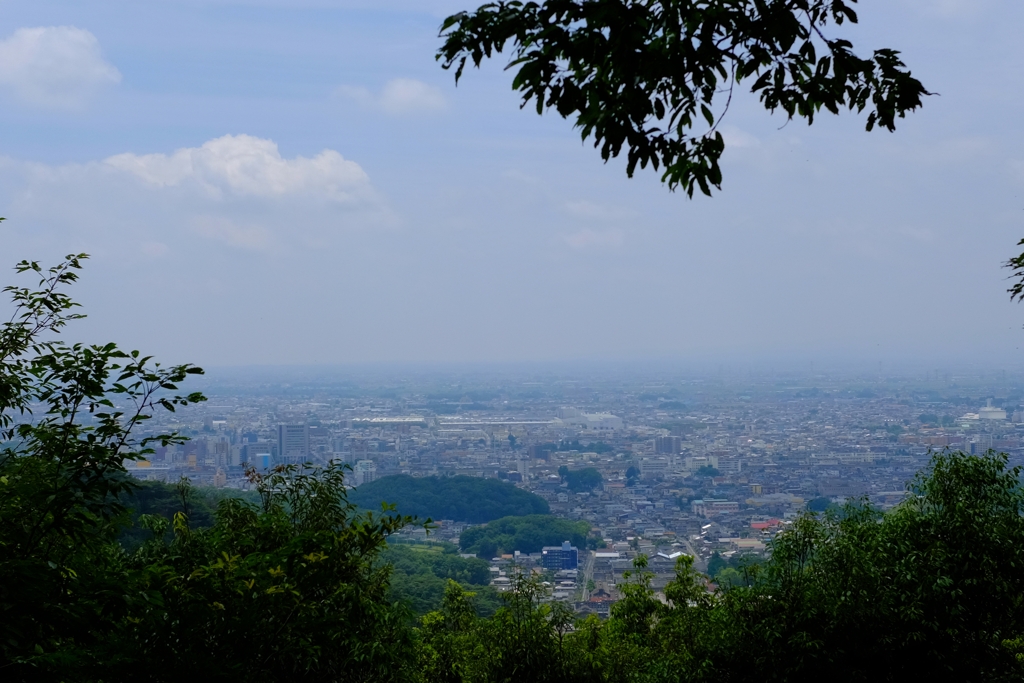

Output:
xmin=0 ymin=251 xmax=206 ymax=679
xmin=112 ymin=463 xmax=419 ymax=682
xmin=0 ymin=250 xmax=423 ymax=682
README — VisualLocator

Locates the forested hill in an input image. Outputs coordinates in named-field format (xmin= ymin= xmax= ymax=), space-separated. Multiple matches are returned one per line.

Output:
xmin=348 ymin=474 xmax=549 ymax=523
xmin=459 ymin=515 xmax=590 ymax=558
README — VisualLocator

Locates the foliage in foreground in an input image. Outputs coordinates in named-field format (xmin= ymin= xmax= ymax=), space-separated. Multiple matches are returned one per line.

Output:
xmin=384 ymin=543 xmax=504 ymax=616
xmin=0 ymin=256 xmax=417 ymax=682
xmin=438 ymin=0 xmax=929 ymax=196
xmin=125 ymin=479 xmax=502 ymax=618
xmin=422 ymin=449 xmax=1024 ymax=683
xmin=111 ymin=465 xmax=417 ymax=682
xmin=117 ymin=479 xmax=258 ymax=551
xmin=0 ymin=254 xmax=205 ymax=677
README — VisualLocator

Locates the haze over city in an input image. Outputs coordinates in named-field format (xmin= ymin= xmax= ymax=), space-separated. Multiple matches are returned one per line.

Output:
xmin=0 ymin=0 xmax=1021 ymax=368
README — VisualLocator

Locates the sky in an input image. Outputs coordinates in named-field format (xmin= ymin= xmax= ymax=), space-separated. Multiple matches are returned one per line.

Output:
xmin=0 ymin=0 xmax=1022 ymax=369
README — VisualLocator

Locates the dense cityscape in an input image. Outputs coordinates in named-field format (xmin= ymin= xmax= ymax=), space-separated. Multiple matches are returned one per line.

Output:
xmin=123 ymin=365 xmax=1024 ymax=611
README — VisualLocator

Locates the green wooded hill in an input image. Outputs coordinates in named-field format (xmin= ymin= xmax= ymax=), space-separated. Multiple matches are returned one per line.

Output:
xmin=349 ymin=474 xmax=549 ymax=523
xmin=459 ymin=514 xmax=590 ymax=558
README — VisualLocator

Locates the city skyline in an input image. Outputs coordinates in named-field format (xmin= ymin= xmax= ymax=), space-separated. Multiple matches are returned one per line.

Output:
xmin=121 ymin=362 xmax=1024 ymax=606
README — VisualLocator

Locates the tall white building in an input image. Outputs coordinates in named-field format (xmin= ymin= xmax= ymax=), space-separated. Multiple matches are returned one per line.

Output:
xmin=516 ymin=458 xmax=530 ymax=479
xmin=353 ymin=459 xmax=377 ymax=486
xmin=277 ymin=424 xmax=310 ymax=464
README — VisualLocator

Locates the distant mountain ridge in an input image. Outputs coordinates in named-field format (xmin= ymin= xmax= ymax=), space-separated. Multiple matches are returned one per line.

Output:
xmin=348 ymin=474 xmax=549 ymax=523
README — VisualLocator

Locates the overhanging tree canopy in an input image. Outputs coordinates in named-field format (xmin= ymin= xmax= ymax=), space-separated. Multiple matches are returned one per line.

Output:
xmin=438 ymin=0 xmax=929 ymax=196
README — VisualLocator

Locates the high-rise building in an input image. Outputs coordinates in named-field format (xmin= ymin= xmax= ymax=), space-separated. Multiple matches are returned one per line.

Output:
xmin=717 ymin=455 xmax=742 ymax=475
xmin=277 ymin=424 xmax=310 ymax=464
xmin=654 ymin=436 xmax=682 ymax=454
xmin=516 ymin=458 xmax=530 ymax=479
xmin=210 ymin=440 xmax=230 ymax=468
xmin=528 ymin=444 xmax=552 ymax=460
xmin=541 ymin=541 xmax=579 ymax=570
xmin=353 ymin=459 xmax=377 ymax=486
xmin=245 ymin=441 xmax=274 ymax=468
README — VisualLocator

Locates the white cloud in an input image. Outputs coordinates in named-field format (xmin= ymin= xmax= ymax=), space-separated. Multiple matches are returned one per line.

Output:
xmin=0 ymin=134 xmax=389 ymax=260
xmin=0 ymin=26 xmax=120 ymax=108
xmin=720 ymin=125 xmax=760 ymax=149
xmin=105 ymin=134 xmax=372 ymax=201
xmin=563 ymin=228 xmax=624 ymax=250
xmin=337 ymin=78 xmax=447 ymax=116
xmin=379 ymin=78 xmax=447 ymax=115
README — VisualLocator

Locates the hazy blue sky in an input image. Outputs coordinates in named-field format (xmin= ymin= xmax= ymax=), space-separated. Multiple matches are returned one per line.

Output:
xmin=0 ymin=0 xmax=1021 ymax=368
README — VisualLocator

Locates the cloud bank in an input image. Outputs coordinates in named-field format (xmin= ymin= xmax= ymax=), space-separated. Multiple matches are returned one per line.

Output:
xmin=105 ymin=134 xmax=372 ymax=201
xmin=3 ymin=134 xmax=388 ymax=260
xmin=0 ymin=26 xmax=120 ymax=108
